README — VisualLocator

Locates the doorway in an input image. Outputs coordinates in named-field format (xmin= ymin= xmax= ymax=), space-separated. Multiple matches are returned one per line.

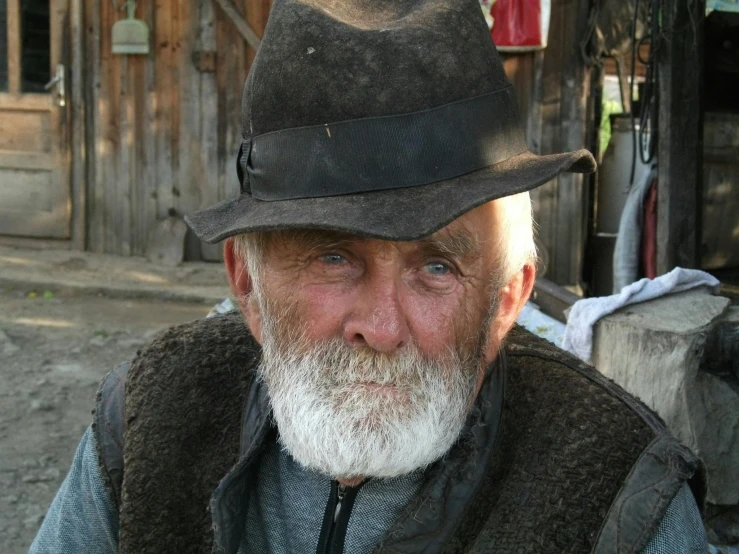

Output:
xmin=0 ymin=0 xmax=70 ymax=239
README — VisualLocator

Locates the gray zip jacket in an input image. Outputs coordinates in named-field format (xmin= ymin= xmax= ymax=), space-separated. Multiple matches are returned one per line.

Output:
xmin=31 ymin=315 xmax=708 ymax=553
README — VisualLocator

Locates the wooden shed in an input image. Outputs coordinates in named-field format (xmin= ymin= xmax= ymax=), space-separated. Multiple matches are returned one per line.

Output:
xmin=0 ymin=0 xmax=271 ymax=262
xmin=0 ymin=0 xmax=734 ymax=291
xmin=0 ymin=0 xmax=596 ymax=281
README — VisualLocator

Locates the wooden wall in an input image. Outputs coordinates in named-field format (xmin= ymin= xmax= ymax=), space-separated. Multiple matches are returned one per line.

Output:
xmin=82 ymin=0 xmax=272 ymax=259
xmin=81 ymin=0 xmax=596 ymax=283
xmin=503 ymin=0 xmax=597 ymax=289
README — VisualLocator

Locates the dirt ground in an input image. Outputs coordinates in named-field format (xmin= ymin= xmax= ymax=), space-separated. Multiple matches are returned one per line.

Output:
xmin=0 ymin=286 xmax=212 ymax=554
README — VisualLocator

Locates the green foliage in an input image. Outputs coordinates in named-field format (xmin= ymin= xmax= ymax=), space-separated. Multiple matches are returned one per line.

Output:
xmin=600 ymin=99 xmax=623 ymax=155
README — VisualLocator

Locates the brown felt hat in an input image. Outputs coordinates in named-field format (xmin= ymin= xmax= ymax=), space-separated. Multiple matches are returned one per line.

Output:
xmin=185 ymin=0 xmax=596 ymax=243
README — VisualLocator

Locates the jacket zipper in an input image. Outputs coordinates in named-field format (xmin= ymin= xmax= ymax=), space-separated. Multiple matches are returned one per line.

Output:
xmin=317 ymin=480 xmax=362 ymax=554
xmin=333 ymin=483 xmax=347 ymax=524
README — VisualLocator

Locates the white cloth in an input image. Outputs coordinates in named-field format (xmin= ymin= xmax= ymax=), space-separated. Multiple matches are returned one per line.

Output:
xmin=207 ymin=297 xmax=236 ymax=318
xmin=563 ymin=267 xmax=720 ymax=362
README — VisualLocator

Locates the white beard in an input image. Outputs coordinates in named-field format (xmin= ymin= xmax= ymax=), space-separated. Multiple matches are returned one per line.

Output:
xmin=258 ymin=328 xmax=480 ymax=480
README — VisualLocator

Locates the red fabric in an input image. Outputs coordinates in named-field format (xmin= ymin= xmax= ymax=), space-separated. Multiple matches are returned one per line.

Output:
xmin=491 ymin=0 xmax=542 ymax=47
xmin=641 ymin=179 xmax=658 ymax=280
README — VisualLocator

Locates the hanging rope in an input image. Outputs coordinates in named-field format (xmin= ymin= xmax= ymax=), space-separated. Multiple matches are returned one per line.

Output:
xmin=628 ymin=0 xmax=659 ymax=185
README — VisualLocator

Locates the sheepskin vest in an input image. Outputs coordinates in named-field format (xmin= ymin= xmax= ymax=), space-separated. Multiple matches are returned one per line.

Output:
xmin=93 ymin=313 xmax=703 ymax=554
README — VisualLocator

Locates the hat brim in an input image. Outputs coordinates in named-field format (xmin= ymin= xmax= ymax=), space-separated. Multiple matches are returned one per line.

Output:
xmin=185 ymin=149 xmax=596 ymax=244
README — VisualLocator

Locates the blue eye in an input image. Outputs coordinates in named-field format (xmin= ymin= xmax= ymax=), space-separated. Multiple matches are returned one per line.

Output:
xmin=321 ymin=254 xmax=346 ymax=265
xmin=425 ymin=262 xmax=451 ymax=275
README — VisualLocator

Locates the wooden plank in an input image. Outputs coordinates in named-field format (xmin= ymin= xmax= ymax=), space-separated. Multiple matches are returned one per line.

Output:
xmin=132 ymin=0 xmax=158 ymax=257
xmin=198 ymin=0 xmax=223 ymax=261
xmin=70 ymin=0 xmax=87 ymax=250
xmin=7 ymin=0 xmax=20 ymax=93
xmin=177 ymin=0 xmax=200 ymax=217
xmin=96 ymin=0 xmax=114 ymax=253
xmin=202 ymin=0 xmax=245 ymax=261
xmin=0 ymin=150 xmax=55 ymax=170
xmin=105 ymin=0 xmax=124 ymax=254
xmin=178 ymin=0 xmax=202 ymax=261
xmin=108 ymin=0 xmax=138 ymax=257
xmin=212 ymin=0 xmax=261 ymax=51
xmin=104 ymin=0 xmax=120 ymax=254
xmin=502 ymin=54 xmax=533 ymax=141
xmin=554 ymin=0 xmax=592 ymax=288
xmin=85 ymin=0 xmax=104 ymax=253
xmin=526 ymin=50 xmax=545 ymax=155
xmin=115 ymin=51 xmax=132 ymax=256
xmin=0 ymin=93 xmax=50 ymax=111
xmin=0 ymin=111 xmax=51 ymax=151
xmin=656 ymin=0 xmax=705 ymax=274
xmin=155 ymin=0 xmax=175 ymax=223
xmin=531 ymin=0 xmax=564 ymax=283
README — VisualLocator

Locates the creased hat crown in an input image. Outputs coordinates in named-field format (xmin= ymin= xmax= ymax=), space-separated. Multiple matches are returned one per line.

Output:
xmin=244 ymin=0 xmax=510 ymax=137
xmin=184 ymin=0 xmax=596 ymax=244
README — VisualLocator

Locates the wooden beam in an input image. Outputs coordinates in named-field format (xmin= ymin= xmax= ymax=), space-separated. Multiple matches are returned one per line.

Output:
xmin=211 ymin=0 xmax=261 ymax=51
xmin=7 ymin=0 xmax=21 ymax=93
xmin=657 ymin=0 xmax=705 ymax=274
xmin=531 ymin=278 xmax=581 ymax=324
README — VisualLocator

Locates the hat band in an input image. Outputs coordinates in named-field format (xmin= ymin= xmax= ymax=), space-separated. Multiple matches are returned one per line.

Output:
xmin=241 ymin=86 xmax=528 ymax=201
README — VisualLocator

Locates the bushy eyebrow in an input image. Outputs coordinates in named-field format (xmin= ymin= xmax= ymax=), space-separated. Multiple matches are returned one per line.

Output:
xmin=275 ymin=230 xmax=357 ymax=254
xmin=415 ymin=229 xmax=481 ymax=261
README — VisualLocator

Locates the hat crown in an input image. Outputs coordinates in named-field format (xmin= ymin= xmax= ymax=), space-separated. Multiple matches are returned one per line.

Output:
xmin=297 ymin=0 xmax=452 ymax=29
xmin=243 ymin=0 xmax=511 ymax=138
xmin=187 ymin=0 xmax=596 ymax=245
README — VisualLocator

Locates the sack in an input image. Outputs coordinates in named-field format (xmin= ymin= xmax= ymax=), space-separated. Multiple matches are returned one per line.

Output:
xmin=490 ymin=0 xmax=551 ymax=52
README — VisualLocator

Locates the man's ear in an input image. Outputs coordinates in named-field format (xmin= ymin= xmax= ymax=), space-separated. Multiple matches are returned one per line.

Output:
xmin=492 ymin=263 xmax=536 ymax=345
xmin=224 ymin=238 xmax=263 ymax=343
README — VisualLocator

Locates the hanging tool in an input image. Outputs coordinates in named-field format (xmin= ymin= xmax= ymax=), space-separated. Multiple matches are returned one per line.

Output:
xmin=111 ymin=0 xmax=150 ymax=55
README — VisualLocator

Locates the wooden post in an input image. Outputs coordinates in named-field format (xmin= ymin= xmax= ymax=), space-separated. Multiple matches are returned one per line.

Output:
xmin=7 ymin=0 xmax=20 ymax=93
xmin=657 ymin=0 xmax=705 ymax=274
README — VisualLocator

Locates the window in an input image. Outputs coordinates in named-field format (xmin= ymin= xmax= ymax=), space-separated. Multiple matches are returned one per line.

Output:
xmin=21 ymin=0 xmax=50 ymax=93
xmin=0 ymin=0 xmax=50 ymax=94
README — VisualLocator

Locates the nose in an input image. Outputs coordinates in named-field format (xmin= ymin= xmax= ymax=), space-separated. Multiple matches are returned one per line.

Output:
xmin=343 ymin=277 xmax=411 ymax=353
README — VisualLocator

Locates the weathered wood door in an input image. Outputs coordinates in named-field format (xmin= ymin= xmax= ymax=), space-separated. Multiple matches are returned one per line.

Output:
xmin=0 ymin=0 xmax=69 ymax=238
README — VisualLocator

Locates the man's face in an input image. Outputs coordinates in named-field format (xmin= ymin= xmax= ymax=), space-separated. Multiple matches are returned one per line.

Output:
xmin=226 ymin=202 xmax=532 ymax=480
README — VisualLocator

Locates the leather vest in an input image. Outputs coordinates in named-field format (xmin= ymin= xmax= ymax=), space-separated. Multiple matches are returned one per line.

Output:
xmin=93 ymin=313 xmax=704 ymax=554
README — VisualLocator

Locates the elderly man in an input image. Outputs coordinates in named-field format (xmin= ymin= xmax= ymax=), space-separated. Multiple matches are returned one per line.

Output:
xmin=31 ymin=0 xmax=707 ymax=553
